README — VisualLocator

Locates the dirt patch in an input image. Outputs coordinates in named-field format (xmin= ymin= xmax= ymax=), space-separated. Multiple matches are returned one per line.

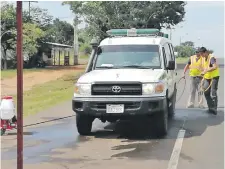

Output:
xmin=0 ymin=64 xmax=86 ymax=96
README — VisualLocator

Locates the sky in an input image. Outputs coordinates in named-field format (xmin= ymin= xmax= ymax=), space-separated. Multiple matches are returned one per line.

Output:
xmin=13 ymin=1 xmax=224 ymax=58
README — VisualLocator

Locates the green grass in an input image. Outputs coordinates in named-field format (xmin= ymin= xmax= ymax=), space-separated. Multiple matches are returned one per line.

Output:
xmin=176 ymin=57 xmax=189 ymax=63
xmin=79 ymin=54 xmax=89 ymax=59
xmin=1 ymin=68 xmax=46 ymax=79
xmin=13 ymin=70 xmax=84 ymax=117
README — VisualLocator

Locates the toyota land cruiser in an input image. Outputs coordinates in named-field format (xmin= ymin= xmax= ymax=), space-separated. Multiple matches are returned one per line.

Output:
xmin=72 ymin=28 xmax=177 ymax=136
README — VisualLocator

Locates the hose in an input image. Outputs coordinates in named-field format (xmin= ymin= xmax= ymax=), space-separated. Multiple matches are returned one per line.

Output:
xmin=175 ymin=76 xmax=186 ymax=103
xmin=200 ymin=77 xmax=213 ymax=93
xmin=198 ymin=76 xmax=213 ymax=104
xmin=6 ymin=115 xmax=75 ymax=131
xmin=175 ymin=75 xmax=213 ymax=104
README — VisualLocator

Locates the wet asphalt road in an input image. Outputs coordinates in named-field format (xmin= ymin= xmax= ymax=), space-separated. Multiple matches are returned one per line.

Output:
xmin=1 ymin=69 xmax=224 ymax=169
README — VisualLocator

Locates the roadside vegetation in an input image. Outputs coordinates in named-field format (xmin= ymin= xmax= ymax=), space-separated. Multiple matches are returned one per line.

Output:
xmin=176 ymin=57 xmax=189 ymax=63
xmin=12 ymin=70 xmax=84 ymax=117
xmin=174 ymin=41 xmax=213 ymax=63
xmin=1 ymin=68 xmax=46 ymax=79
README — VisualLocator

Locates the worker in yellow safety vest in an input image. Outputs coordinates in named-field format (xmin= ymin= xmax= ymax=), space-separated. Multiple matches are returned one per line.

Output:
xmin=183 ymin=49 xmax=204 ymax=108
xmin=199 ymin=47 xmax=220 ymax=115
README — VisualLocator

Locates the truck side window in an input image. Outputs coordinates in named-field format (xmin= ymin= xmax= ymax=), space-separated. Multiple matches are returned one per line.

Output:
xmin=164 ymin=43 xmax=173 ymax=61
xmin=162 ymin=47 xmax=167 ymax=67
xmin=169 ymin=44 xmax=175 ymax=61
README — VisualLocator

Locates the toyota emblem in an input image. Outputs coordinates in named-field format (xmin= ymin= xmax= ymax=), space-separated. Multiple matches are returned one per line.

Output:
xmin=111 ymin=86 xmax=121 ymax=93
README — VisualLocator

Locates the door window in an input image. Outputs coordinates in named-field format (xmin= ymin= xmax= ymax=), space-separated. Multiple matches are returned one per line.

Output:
xmin=162 ymin=47 xmax=167 ymax=67
xmin=169 ymin=44 xmax=175 ymax=60
xmin=164 ymin=43 xmax=173 ymax=61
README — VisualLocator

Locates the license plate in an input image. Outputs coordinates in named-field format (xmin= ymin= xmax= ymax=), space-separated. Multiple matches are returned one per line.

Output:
xmin=106 ymin=104 xmax=124 ymax=113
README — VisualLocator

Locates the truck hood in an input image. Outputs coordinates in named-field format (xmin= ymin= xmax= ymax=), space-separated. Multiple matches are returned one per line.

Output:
xmin=77 ymin=69 xmax=165 ymax=83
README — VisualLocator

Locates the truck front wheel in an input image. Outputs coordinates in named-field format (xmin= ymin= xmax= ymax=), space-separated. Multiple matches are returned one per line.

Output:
xmin=76 ymin=114 xmax=94 ymax=135
xmin=168 ymin=88 xmax=177 ymax=118
xmin=1 ymin=128 xmax=6 ymax=136
xmin=154 ymin=101 xmax=168 ymax=137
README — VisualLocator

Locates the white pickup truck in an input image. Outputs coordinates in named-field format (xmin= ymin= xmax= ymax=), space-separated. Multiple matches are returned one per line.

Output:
xmin=72 ymin=28 xmax=177 ymax=137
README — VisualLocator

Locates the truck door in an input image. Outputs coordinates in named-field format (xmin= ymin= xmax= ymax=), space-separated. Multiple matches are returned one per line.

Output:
xmin=162 ymin=43 xmax=175 ymax=98
xmin=168 ymin=43 xmax=177 ymax=91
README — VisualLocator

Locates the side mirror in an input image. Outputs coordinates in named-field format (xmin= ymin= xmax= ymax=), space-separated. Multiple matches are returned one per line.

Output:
xmin=166 ymin=60 xmax=175 ymax=70
xmin=90 ymin=38 xmax=99 ymax=49
xmin=97 ymin=47 xmax=102 ymax=55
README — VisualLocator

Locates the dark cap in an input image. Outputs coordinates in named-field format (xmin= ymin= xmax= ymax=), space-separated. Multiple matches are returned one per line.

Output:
xmin=198 ymin=47 xmax=207 ymax=53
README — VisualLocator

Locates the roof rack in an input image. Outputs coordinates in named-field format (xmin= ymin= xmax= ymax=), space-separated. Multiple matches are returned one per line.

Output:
xmin=106 ymin=28 xmax=169 ymax=38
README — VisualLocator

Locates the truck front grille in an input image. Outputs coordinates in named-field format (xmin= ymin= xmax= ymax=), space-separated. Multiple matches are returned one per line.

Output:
xmin=91 ymin=83 xmax=142 ymax=95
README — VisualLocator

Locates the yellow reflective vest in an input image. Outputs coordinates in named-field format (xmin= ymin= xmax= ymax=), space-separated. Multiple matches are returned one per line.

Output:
xmin=202 ymin=54 xmax=220 ymax=79
xmin=189 ymin=55 xmax=203 ymax=77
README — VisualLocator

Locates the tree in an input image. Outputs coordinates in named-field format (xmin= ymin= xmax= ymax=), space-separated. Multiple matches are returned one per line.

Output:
xmin=208 ymin=49 xmax=214 ymax=54
xmin=23 ymin=6 xmax=53 ymax=30
xmin=43 ymin=18 xmax=74 ymax=46
xmin=174 ymin=40 xmax=215 ymax=58
xmin=78 ymin=27 xmax=92 ymax=44
xmin=23 ymin=23 xmax=45 ymax=56
xmin=77 ymin=28 xmax=93 ymax=55
xmin=1 ymin=2 xmax=17 ymax=69
xmin=174 ymin=45 xmax=195 ymax=58
xmin=63 ymin=1 xmax=186 ymax=40
xmin=181 ymin=41 xmax=194 ymax=47
xmin=1 ymin=2 xmax=54 ymax=69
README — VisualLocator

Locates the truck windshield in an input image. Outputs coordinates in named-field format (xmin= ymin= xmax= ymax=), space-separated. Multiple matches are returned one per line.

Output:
xmin=94 ymin=45 xmax=161 ymax=69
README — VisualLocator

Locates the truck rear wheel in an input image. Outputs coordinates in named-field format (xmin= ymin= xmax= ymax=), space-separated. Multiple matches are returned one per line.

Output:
xmin=154 ymin=101 xmax=168 ymax=137
xmin=76 ymin=114 xmax=94 ymax=135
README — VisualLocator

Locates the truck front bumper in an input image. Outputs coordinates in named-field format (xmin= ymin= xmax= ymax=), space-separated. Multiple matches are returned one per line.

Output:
xmin=72 ymin=97 xmax=167 ymax=117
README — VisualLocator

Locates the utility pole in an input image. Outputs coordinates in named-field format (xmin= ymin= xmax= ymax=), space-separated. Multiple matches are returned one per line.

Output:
xmin=23 ymin=1 xmax=38 ymax=22
xmin=29 ymin=1 xmax=31 ymax=20
xmin=73 ymin=17 xmax=79 ymax=65
xmin=166 ymin=25 xmax=174 ymax=40
xmin=180 ymin=33 xmax=188 ymax=46
xmin=16 ymin=1 xmax=23 ymax=169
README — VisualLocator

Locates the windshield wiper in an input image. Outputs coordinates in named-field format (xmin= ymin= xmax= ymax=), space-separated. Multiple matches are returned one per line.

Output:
xmin=95 ymin=66 xmax=114 ymax=69
xmin=117 ymin=65 xmax=152 ymax=69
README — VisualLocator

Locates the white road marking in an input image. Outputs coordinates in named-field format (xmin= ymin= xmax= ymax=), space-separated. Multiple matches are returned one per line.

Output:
xmin=167 ymin=129 xmax=186 ymax=169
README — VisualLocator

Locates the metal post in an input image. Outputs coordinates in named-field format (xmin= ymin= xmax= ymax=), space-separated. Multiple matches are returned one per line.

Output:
xmin=23 ymin=1 xmax=38 ymax=22
xmin=28 ymin=1 xmax=30 ymax=21
xmin=64 ymin=49 xmax=65 ymax=65
xmin=58 ymin=50 xmax=60 ymax=65
xmin=54 ymin=48 xmax=56 ymax=66
xmin=16 ymin=1 xmax=23 ymax=169
xmin=68 ymin=50 xmax=70 ymax=65
xmin=73 ymin=18 xmax=78 ymax=65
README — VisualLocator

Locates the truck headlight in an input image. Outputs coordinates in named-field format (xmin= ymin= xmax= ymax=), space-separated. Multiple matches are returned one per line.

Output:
xmin=74 ymin=83 xmax=91 ymax=95
xmin=142 ymin=83 xmax=164 ymax=95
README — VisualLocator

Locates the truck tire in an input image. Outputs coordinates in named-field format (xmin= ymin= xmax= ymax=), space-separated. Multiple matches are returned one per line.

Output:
xmin=154 ymin=100 xmax=168 ymax=137
xmin=76 ymin=114 xmax=94 ymax=135
xmin=1 ymin=128 xmax=6 ymax=136
xmin=168 ymin=88 xmax=177 ymax=118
